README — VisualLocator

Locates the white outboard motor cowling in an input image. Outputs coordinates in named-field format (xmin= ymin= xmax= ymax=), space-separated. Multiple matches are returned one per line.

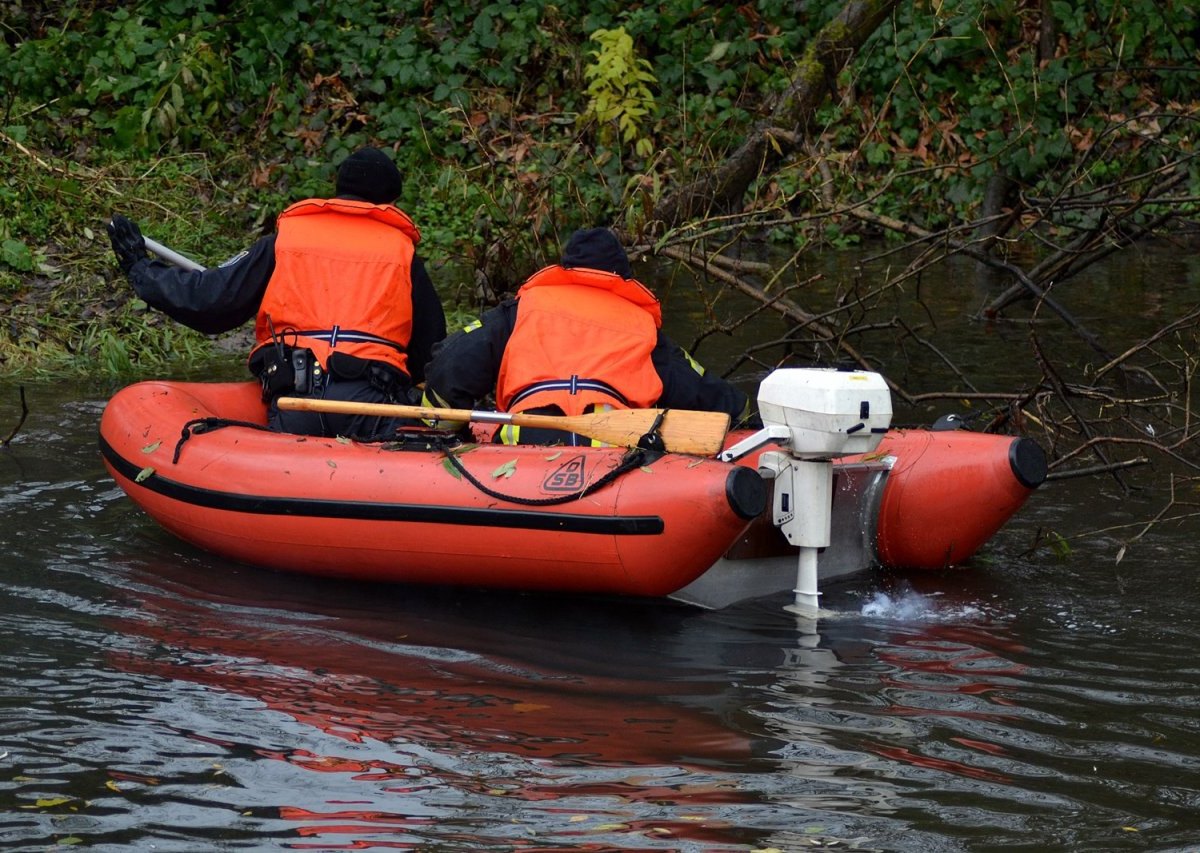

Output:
xmin=720 ymin=368 xmax=893 ymax=613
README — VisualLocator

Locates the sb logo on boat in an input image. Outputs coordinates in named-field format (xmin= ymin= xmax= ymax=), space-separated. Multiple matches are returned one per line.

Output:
xmin=542 ymin=455 xmax=587 ymax=492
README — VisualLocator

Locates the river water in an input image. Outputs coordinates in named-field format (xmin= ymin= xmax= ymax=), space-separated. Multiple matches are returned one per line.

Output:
xmin=3 ymin=244 xmax=1200 ymax=851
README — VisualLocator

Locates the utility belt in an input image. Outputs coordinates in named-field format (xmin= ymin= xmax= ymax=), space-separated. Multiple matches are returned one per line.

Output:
xmin=250 ymin=345 xmax=408 ymax=402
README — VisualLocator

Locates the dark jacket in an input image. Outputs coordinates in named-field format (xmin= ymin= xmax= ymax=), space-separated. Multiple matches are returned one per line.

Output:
xmin=127 ymin=232 xmax=445 ymax=385
xmin=424 ymin=298 xmax=748 ymax=422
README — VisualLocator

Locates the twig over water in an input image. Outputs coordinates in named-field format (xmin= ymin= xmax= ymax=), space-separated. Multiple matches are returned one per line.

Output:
xmin=1 ymin=386 xmax=28 ymax=447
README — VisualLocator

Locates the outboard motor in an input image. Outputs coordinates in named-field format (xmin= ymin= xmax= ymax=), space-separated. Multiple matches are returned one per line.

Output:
xmin=720 ymin=368 xmax=893 ymax=613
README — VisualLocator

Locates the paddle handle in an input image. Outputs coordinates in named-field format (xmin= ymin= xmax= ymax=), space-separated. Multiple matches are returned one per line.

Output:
xmin=144 ymin=236 xmax=206 ymax=272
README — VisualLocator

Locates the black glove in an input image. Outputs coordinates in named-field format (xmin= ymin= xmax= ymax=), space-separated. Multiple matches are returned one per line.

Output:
xmin=107 ymin=214 xmax=147 ymax=274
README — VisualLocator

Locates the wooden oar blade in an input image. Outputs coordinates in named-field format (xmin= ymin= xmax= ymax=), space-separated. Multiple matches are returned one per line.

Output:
xmin=545 ymin=408 xmax=730 ymax=456
xmin=656 ymin=409 xmax=731 ymax=455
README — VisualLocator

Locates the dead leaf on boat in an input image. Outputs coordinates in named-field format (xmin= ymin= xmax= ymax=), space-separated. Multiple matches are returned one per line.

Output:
xmin=512 ymin=702 xmax=550 ymax=712
xmin=135 ymin=466 xmax=155 ymax=483
xmin=545 ymin=451 xmax=563 ymax=461
xmin=492 ymin=459 xmax=518 ymax=479
xmin=141 ymin=441 xmax=160 ymax=453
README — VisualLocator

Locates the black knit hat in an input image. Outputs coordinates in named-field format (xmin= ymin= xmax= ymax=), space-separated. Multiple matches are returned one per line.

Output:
xmin=559 ymin=228 xmax=631 ymax=278
xmin=335 ymin=147 xmax=403 ymax=204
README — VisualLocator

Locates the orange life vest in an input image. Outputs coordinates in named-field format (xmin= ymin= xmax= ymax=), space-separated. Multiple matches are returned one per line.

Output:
xmin=495 ymin=265 xmax=664 ymax=416
xmin=250 ymin=198 xmax=421 ymax=376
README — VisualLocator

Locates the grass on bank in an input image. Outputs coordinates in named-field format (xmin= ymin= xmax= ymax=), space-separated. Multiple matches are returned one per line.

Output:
xmin=1 ymin=144 xmax=258 ymax=378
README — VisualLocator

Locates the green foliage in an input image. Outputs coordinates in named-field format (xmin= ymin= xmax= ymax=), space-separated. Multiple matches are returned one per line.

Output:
xmin=1 ymin=239 xmax=33 ymax=273
xmin=0 ymin=1 xmax=825 ymax=226
xmin=582 ymin=27 xmax=658 ymax=158
xmin=1047 ymin=531 xmax=1073 ymax=560
xmin=797 ymin=0 xmax=1199 ymax=233
xmin=2 ymin=0 xmax=1197 ymax=372
xmin=80 ymin=12 xmax=229 ymax=150
xmin=0 ymin=145 xmax=244 ymax=378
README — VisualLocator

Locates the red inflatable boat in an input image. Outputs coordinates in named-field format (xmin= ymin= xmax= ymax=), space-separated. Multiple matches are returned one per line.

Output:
xmin=99 ymin=378 xmax=1046 ymax=608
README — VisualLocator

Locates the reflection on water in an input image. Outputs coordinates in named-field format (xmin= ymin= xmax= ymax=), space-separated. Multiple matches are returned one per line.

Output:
xmin=4 ymin=359 xmax=1200 ymax=850
xmin=113 ymin=552 xmax=795 ymax=848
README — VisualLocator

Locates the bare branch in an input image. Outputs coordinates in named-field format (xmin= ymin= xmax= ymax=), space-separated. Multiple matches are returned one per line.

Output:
xmin=1 ymin=387 xmax=29 ymax=447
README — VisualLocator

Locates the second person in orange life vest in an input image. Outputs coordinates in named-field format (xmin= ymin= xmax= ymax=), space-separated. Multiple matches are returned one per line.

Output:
xmin=106 ymin=147 xmax=447 ymax=439
xmin=422 ymin=227 xmax=749 ymax=445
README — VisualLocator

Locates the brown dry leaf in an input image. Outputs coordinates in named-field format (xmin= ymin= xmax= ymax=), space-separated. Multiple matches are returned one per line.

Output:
xmin=512 ymin=702 xmax=550 ymax=713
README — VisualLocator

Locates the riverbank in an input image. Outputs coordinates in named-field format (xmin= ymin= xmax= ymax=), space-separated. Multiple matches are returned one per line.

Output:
xmin=3 ymin=2 xmax=1196 ymax=378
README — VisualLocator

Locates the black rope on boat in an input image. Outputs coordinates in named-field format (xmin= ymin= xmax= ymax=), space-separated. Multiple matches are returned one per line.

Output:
xmin=636 ymin=409 xmax=668 ymax=453
xmin=172 ymin=417 xmax=274 ymax=463
xmin=168 ymin=418 xmax=650 ymax=504
xmin=171 ymin=417 xmax=460 ymax=464
xmin=438 ymin=438 xmax=652 ymax=506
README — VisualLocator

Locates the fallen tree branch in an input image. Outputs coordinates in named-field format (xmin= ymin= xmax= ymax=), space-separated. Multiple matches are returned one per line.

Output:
xmin=1049 ymin=435 xmax=1200 ymax=473
xmin=1092 ymin=304 xmax=1200 ymax=382
xmin=658 ymin=243 xmax=917 ymax=404
xmin=652 ymin=0 xmax=903 ymax=228
xmin=1044 ymin=456 xmax=1149 ymax=481
xmin=994 ymin=159 xmax=1193 ymax=302
xmin=1 ymin=386 xmax=29 ymax=447
xmin=844 ymin=205 xmax=1114 ymax=360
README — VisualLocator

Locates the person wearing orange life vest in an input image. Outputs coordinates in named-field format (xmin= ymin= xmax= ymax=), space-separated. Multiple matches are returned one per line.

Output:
xmin=106 ymin=147 xmax=447 ymax=439
xmin=423 ymin=227 xmax=748 ymax=445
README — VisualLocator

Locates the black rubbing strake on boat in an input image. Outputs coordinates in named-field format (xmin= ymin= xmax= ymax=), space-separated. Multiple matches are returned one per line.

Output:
xmin=98 ymin=434 xmax=664 ymax=535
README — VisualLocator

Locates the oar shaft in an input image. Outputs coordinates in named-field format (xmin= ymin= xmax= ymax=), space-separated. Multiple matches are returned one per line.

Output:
xmin=277 ymin=397 xmax=654 ymax=435
xmin=276 ymin=396 xmax=512 ymax=426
